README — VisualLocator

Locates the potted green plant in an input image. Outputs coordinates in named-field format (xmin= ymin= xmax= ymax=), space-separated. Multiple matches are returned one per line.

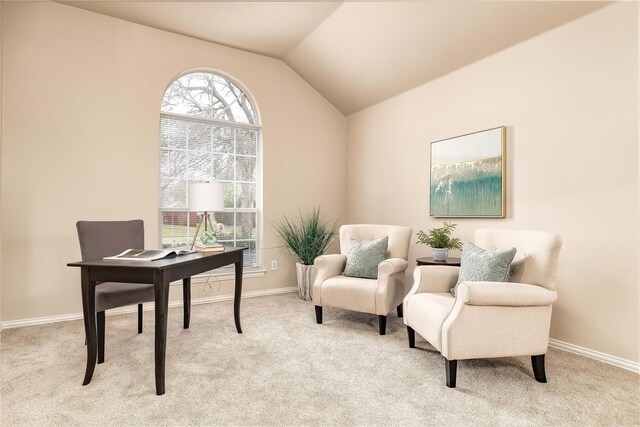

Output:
xmin=416 ymin=221 xmax=463 ymax=261
xmin=273 ymin=208 xmax=339 ymax=300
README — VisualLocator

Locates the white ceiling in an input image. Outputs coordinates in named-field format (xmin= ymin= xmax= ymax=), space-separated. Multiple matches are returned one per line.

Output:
xmin=61 ymin=1 xmax=608 ymax=115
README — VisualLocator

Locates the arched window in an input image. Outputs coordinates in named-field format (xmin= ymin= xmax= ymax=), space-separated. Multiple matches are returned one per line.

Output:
xmin=160 ymin=71 xmax=260 ymax=268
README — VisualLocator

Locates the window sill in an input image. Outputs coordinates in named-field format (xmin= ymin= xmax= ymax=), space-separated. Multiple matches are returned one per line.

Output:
xmin=170 ymin=268 xmax=267 ymax=286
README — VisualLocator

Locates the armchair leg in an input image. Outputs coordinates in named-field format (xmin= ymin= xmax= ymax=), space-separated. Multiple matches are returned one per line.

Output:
xmin=137 ymin=304 xmax=143 ymax=334
xmin=97 ymin=311 xmax=105 ymax=364
xmin=445 ymin=359 xmax=457 ymax=388
xmin=531 ymin=354 xmax=547 ymax=383
xmin=378 ymin=315 xmax=387 ymax=335
xmin=407 ymin=326 xmax=415 ymax=348
xmin=396 ymin=304 xmax=403 ymax=318
xmin=315 ymin=306 xmax=323 ymax=324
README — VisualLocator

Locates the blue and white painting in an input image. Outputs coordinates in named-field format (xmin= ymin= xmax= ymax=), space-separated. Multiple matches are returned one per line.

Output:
xmin=430 ymin=127 xmax=505 ymax=217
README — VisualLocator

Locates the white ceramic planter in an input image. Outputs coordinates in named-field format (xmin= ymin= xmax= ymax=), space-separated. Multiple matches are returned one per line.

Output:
xmin=295 ymin=263 xmax=317 ymax=301
xmin=432 ymin=248 xmax=450 ymax=261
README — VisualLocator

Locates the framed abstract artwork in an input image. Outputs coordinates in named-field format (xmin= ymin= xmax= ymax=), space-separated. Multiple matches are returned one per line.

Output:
xmin=430 ymin=126 xmax=506 ymax=218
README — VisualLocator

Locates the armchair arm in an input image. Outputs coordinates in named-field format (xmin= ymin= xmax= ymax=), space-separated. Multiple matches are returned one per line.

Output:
xmin=406 ymin=265 xmax=460 ymax=298
xmin=313 ymin=254 xmax=347 ymax=282
xmin=403 ymin=266 xmax=459 ymax=316
xmin=378 ymin=258 xmax=408 ymax=277
xmin=440 ymin=281 xmax=557 ymax=360
xmin=376 ymin=258 xmax=410 ymax=315
xmin=312 ymin=254 xmax=347 ymax=305
xmin=455 ymin=281 xmax=557 ymax=307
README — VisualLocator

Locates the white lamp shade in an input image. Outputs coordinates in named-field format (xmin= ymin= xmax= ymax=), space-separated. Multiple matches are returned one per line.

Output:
xmin=188 ymin=182 xmax=224 ymax=212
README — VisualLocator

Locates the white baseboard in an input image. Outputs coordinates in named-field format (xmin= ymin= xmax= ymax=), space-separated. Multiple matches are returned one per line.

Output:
xmin=548 ymin=338 xmax=639 ymax=373
xmin=0 ymin=286 xmax=297 ymax=330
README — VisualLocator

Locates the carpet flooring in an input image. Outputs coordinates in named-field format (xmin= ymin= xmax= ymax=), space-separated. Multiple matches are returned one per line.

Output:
xmin=1 ymin=292 xmax=638 ymax=426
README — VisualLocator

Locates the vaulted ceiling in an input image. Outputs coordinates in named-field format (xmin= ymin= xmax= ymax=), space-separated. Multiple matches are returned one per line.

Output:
xmin=61 ymin=1 xmax=608 ymax=115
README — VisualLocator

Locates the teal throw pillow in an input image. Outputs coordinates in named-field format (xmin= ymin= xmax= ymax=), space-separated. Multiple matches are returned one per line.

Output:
xmin=451 ymin=242 xmax=517 ymax=297
xmin=343 ymin=236 xmax=389 ymax=279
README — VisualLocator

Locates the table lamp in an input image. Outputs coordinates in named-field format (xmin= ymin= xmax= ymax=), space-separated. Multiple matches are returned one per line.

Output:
xmin=188 ymin=182 xmax=224 ymax=250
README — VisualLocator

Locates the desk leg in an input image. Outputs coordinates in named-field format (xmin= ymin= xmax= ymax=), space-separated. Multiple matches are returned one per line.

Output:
xmin=81 ymin=268 xmax=97 ymax=385
xmin=183 ymin=277 xmax=191 ymax=329
xmin=154 ymin=270 xmax=170 ymax=395
xmin=234 ymin=253 xmax=243 ymax=334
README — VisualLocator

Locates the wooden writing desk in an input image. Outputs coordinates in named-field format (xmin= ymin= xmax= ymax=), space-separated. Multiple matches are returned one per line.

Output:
xmin=68 ymin=247 xmax=246 ymax=395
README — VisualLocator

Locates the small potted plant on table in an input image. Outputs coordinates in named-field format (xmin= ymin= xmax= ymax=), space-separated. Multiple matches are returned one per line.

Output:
xmin=416 ymin=221 xmax=463 ymax=261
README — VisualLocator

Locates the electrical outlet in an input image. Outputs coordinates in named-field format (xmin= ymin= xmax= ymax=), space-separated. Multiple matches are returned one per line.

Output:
xmin=271 ymin=260 xmax=278 ymax=271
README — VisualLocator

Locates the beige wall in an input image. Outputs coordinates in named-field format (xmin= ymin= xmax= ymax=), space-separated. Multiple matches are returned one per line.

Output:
xmin=1 ymin=2 xmax=346 ymax=321
xmin=347 ymin=3 xmax=639 ymax=363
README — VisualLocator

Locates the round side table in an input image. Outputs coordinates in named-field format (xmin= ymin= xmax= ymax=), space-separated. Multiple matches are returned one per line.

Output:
xmin=416 ymin=257 xmax=461 ymax=266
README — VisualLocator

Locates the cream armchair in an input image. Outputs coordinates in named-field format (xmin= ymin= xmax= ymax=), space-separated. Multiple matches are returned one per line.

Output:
xmin=313 ymin=224 xmax=412 ymax=335
xmin=403 ymin=229 xmax=562 ymax=388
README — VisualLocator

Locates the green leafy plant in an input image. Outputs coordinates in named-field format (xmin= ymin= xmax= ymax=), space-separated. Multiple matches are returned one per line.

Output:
xmin=416 ymin=222 xmax=463 ymax=250
xmin=273 ymin=208 xmax=340 ymax=265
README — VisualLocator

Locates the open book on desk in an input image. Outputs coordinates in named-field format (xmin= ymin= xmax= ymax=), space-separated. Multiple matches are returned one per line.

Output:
xmin=104 ymin=248 xmax=195 ymax=261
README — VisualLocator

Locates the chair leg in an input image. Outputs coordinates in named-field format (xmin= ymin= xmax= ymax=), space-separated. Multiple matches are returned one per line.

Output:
xmin=407 ymin=326 xmax=415 ymax=348
xmin=138 ymin=304 xmax=143 ymax=334
xmin=315 ymin=306 xmax=323 ymax=324
xmin=445 ymin=358 xmax=457 ymax=388
xmin=378 ymin=315 xmax=387 ymax=335
xmin=97 ymin=311 xmax=105 ymax=364
xmin=396 ymin=304 xmax=403 ymax=318
xmin=531 ymin=354 xmax=547 ymax=383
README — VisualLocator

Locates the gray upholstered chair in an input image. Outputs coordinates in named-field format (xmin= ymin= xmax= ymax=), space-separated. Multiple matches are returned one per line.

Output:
xmin=403 ymin=229 xmax=562 ymax=388
xmin=312 ymin=224 xmax=412 ymax=335
xmin=76 ymin=220 xmax=190 ymax=364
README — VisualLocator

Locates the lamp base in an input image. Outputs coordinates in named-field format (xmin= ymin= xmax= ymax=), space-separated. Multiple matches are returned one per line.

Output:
xmin=190 ymin=212 xmax=215 ymax=250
